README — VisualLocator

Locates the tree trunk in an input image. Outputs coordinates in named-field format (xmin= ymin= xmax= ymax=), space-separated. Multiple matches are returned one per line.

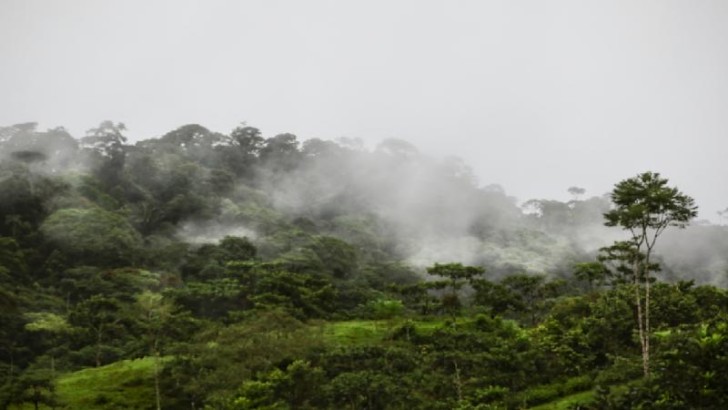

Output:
xmin=453 ymin=359 xmax=463 ymax=404
xmin=633 ymin=262 xmax=648 ymax=377
xmin=154 ymin=341 xmax=161 ymax=410
xmin=644 ymin=262 xmax=651 ymax=377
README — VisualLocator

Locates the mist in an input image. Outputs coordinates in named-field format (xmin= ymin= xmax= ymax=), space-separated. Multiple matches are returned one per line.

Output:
xmin=6 ymin=3 xmax=728 ymax=407
xmin=2 ymin=120 xmax=717 ymax=283
xmin=4 ymin=1 xmax=728 ymax=224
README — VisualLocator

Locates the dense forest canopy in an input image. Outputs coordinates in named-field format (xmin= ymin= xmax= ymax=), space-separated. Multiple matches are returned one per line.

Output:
xmin=1 ymin=121 xmax=724 ymax=280
xmin=2 ymin=121 xmax=728 ymax=409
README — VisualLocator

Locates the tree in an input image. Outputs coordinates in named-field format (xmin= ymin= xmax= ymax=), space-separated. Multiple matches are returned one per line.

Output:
xmin=232 ymin=359 xmax=325 ymax=409
xmin=0 ymin=163 xmax=68 ymax=239
xmin=522 ymin=199 xmax=572 ymax=232
xmin=41 ymin=207 xmax=142 ymax=267
xmin=567 ymin=186 xmax=586 ymax=201
xmin=306 ymin=235 xmax=358 ymax=279
xmin=23 ymin=313 xmax=71 ymax=407
xmin=12 ymin=364 xmax=57 ymax=410
xmin=136 ymin=291 xmax=176 ymax=410
xmin=2 ymin=125 xmax=78 ymax=174
xmin=217 ymin=125 xmax=264 ymax=179
xmin=471 ymin=279 xmax=519 ymax=318
xmin=0 ymin=237 xmax=26 ymax=282
xmin=426 ymin=263 xmax=485 ymax=316
xmin=500 ymin=274 xmax=548 ymax=325
xmin=69 ymin=296 xmax=124 ymax=367
xmin=573 ymin=262 xmax=610 ymax=292
xmin=23 ymin=312 xmax=71 ymax=373
xmin=259 ymin=133 xmax=301 ymax=174
xmin=219 ymin=236 xmax=258 ymax=262
xmin=80 ymin=121 xmax=128 ymax=188
xmin=603 ymin=171 xmax=697 ymax=376
xmin=163 ymin=310 xmax=322 ymax=408
xmin=718 ymin=207 xmax=728 ymax=225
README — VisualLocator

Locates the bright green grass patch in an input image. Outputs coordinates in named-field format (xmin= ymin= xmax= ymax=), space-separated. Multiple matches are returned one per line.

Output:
xmin=55 ymin=357 xmax=158 ymax=409
xmin=527 ymin=381 xmax=636 ymax=410
xmin=320 ymin=320 xmax=391 ymax=345
xmin=318 ymin=317 xmax=470 ymax=346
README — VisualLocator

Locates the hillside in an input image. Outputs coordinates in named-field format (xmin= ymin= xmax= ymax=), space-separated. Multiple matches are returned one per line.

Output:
xmin=2 ymin=121 xmax=728 ymax=409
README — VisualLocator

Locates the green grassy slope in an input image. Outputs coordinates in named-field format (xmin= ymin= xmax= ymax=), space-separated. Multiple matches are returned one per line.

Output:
xmin=13 ymin=358 xmax=159 ymax=410
xmin=55 ymin=357 xmax=158 ymax=409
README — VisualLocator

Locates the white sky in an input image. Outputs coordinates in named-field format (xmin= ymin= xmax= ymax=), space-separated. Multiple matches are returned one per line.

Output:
xmin=2 ymin=0 xmax=728 ymax=220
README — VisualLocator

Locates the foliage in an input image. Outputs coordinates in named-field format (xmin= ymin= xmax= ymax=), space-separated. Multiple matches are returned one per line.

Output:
xmin=41 ymin=207 xmax=142 ymax=267
xmin=602 ymin=171 xmax=697 ymax=377
xmin=1 ymin=121 xmax=724 ymax=409
xmin=54 ymin=358 xmax=157 ymax=409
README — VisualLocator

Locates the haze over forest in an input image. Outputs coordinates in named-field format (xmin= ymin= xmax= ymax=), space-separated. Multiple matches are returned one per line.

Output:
xmin=2 ymin=0 xmax=728 ymax=220
xmin=2 ymin=120 xmax=727 ymax=287
xmin=3 ymin=117 xmax=728 ymax=408
xmin=6 ymin=2 xmax=728 ymax=409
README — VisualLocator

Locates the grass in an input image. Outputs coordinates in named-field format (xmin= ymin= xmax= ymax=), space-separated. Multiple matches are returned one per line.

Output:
xmin=318 ymin=316 xmax=515 ymax=346
xmin=319 ymin=318 xmax=456 ymax=346
xmin=318 ymin=317 xmax=469 ymax=345
xmin=11 ymin=317 xmax=525 ymax=408
xmin=8 ymin=358 xmax=160 ymax=410
xmin=528 ymin=389 xmax=595 ymax=410
xmin=55 ymin=357 xmax=158 ymax=409
xmin=528 ymin=381 xmax=635 ymax=410
xmin=319 ymin=319 xmax=391 ymax=345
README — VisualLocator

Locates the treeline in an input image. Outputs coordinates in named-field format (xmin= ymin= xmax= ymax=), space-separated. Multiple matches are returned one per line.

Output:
xmin=1 ymin=121 xmax=728 ymax=408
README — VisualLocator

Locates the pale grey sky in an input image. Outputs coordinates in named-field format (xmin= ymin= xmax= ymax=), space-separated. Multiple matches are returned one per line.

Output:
xmin=2 ymin=0 xmax=728 ymax=219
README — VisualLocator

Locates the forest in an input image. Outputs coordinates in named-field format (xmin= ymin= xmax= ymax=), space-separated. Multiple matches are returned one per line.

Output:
xmin=2 ymin=121 xmax=728 ymax=409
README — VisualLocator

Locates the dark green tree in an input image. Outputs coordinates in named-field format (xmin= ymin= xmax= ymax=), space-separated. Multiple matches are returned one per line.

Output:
xmin=69 ymin=296 xmax=124 ymax=367
xmin=573 ymin=261 xmax=610 ymax=291
xmin=259 ymin=133 xmax=302 ymax=174
xmin=501 ymin=274 xmax=548 ymax=325
xmin=41 ymin=207 xmax=142 ymax=267
xmin=12 ymin=364 xmax=57 ymax=410
xmin=80 ymin=121 xmax=128 ymax=189
xmin=426 ymin=263 xmax=485 ymax=316
xmin=471 ymin=279 xmax=519 ymax=318
xmin=135 ymin=291 xmax=175 ymax=410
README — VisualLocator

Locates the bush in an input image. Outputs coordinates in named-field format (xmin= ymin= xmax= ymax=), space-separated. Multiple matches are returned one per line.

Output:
xmin=505 ymin=375 xmax=593 ymax=408
xmin=472 ymin=385 xmax=510 ymax=403
xmin=594 ymin=356 xmax=641 ymax=386
xmin=563 ymin=374 xmax=593 ymax=395
xmin=507 ymin=384 xmax=562 ymax=407
xmin=389 ymin=321 xmax=418 ymax=342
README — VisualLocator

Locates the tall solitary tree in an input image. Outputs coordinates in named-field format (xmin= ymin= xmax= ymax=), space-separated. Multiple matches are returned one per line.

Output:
xmin=603 ymin=171 xmax=697 ymax=376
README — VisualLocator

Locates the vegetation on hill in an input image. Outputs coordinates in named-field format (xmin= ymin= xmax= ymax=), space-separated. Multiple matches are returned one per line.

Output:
xmin=1 ymin=121 xmax=728 ymax=409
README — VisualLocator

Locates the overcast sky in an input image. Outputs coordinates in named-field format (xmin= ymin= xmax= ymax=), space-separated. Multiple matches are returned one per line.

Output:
xmin=2 ymin=0 xmax=727 ymax=220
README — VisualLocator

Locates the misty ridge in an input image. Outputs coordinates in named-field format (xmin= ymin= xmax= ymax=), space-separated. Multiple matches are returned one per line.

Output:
xmin=1 ymin=120 xmax=726 ymax=285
